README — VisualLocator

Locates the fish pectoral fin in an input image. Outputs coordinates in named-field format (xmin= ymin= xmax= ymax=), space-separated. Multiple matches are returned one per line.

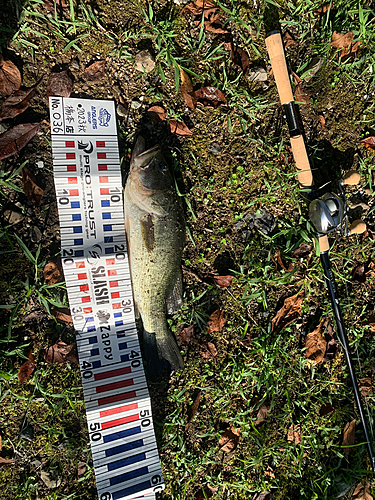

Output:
xmin=140 ymin=214 xmax=155 ymax=252
xmin=138 ymin=197 xmax=168 ymax=217
xmin=166 ymin=269 xmax=183 ymax=315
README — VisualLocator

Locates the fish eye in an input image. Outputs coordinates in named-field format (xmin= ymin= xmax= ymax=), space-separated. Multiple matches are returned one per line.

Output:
xmin=158 ymin=162 xmax=166 ymax=171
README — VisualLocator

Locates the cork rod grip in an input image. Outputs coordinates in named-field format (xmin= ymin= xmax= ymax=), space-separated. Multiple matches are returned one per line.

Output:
xmin=265 ymin=32 xmax=294 ymax=105
xmin=319 ymin=235 xmax=330 ymax=254
xmin=290 ymin=135 xmax=313 ymax=188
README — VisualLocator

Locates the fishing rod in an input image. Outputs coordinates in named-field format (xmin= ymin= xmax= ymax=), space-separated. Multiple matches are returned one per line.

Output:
xmin=265 ymin=31 xmax=375 ymax=472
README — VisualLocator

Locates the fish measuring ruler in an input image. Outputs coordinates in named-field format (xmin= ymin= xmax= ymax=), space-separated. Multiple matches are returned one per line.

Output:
xmin=49 ymin=97 xmax=165 ymax=500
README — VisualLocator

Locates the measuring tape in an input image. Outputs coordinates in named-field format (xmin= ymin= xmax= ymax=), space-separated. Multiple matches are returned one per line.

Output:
xmin=49 ymin=97 xmax=165 ymax=500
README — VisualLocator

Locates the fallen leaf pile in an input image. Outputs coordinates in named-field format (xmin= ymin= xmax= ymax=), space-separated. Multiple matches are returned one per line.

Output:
xmin=181 ymin=0 xmax=228 ymax=33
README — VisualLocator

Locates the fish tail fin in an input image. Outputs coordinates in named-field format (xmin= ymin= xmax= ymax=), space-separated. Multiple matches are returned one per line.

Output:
xmin=142 ymin=328 xmax=184 ymax=381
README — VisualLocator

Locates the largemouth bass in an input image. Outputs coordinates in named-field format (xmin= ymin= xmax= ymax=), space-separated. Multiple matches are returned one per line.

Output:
xmin=124 ymin=136 xmax=185 ymax=379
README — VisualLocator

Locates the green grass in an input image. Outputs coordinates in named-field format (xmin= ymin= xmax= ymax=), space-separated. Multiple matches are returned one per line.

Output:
xmin=1 ymin=0 xmax=375 ymax=498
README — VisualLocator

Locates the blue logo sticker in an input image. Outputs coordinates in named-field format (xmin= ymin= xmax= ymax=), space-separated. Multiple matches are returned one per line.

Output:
xmin=99 ymin=108 xmax=111 ymax=127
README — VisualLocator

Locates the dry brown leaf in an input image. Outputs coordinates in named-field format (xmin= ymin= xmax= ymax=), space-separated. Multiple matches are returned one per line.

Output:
xmin=315 ymin=2 xmax=333 ymax=14
xmin=180 ymin=325 xmax=194 ymax=343
xmin=319 ymin=403 xmax=335 ymax=416
xmin=207 ymin=309 xmax=227 ymax=333
xmin=207 ymin=342 xmax=217 ymax=357
xmin=196 ymin=484 xmax=219 ymax=500
xmin=331 ymin=31 xmax=353 ymax=49
xmin=271 ymin=292 xmax=303 ymax=334
xmin=255 ymin=403 xmax=269 ymax=426
xmin=44 ymin=341 xmax=78 ymax=364
xmin=204 ymin=20 xmax=228 ymax=34
xmin=169 ymin=118 xmax=193 ymax=136
xmin=147 ymin=105 xmax=167 ymax=122
xmin=0 ymin=435 xmax=2 ymax=451
xmin=283 ymin=31 xmax=297 ymax=49
xmin=194 ymin=86 xmax=226 ymax=108
xmin=342 ymin=419 xmax=356 ymax=458
xmin=22 ymin=166 xmax=44 ymax=205
xmin=84 ymin=60 xmax=106 ymax=82
xmin=323 ymin=323 xmax=338 ymax=362
xmin=77 ymin=462 xmax=87 ymax=477
xmin=219 ymin=426 xmax=240 ymax=453
xmin=17 ymin=350 xmax=35 ymax=384
xmin=292 ymin=244 xmax=313 ymax=259
xmin=264 ymin=465 xmax=275 ymax=478
xmin=180 ymin=68 xmax=196 ymax=111
xmin=43 ymin=0 xmax=68 ymax=11
xmin=0 ymin=457 xmax=14 ymax=467
xmin=305 ymin=319 xmax=327 ymax=364
xmin=359 ymin=377 xmax=372 ymax=397
xmin=287 ymin=425 xmax=301 ymax=444
xmin=360 ymin=137 xmax=375 ymax=151
xmin=0 ymin=57 xmax=21 ymax=96
xmin=212 ymin=275 xmax=234 ymax=287
xmin=51 ymin=308 xmax=73 ymax=324
xmin=295 ymin=83 xmax=310 ymax=104
xmin=224 ymin=42 xmax=250 ymax=77
xmin=0 ymin=87 xmax=37 ymax=121
xmin=199 ymin=345 xmax=211 ymax=359
xmin=317 ymin=115 xmax=326 ymax=129
xmin=352 ymin=265 xmax=366 ymax=283
xmin=0 ymin=122 xmax=40 ymax=161
xmin=186 ymin=391 xmax=202 ymax=429
xmin=46 ymin=71 xmax=73 ymax=99
xmin=274 ymin=249 xmax=293 ymax=272
xmin=351 ymin=482 xmax=373 ymax=500
xmin=181 ymin=0 xmax=217 ymax=17
xmin=43 ymin=260 xmax=63 ymax=285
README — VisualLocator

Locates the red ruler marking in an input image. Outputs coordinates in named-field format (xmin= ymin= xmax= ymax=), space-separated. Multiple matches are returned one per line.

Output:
xmin=98 ymin=391 xmax=137 ymax=406
xmin=96 ymin=378 xmax=134 ymax=394
xmin=101 ymin=413 xmax=139 ymax=430
xmin=94 ymin=366 xmax=132 ymax=381
xmin=100 ymin=402 xmax=138 ymax=418
xmin=66 ymin=152 xmax=76 ymax=159
xmin=100 ymin=188 xmax=109 ymax=195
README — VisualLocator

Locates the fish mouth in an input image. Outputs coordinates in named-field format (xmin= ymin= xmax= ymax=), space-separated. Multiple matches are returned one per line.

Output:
xmin=133 ymin=145 xmax=161 ymax=169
